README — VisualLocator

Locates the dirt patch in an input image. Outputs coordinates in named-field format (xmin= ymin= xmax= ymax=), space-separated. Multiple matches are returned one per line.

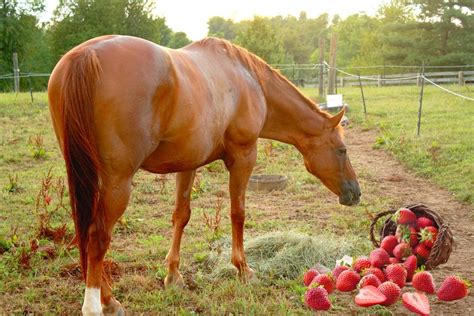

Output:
xmin=346 ymin=127 xmax=474 ymax=314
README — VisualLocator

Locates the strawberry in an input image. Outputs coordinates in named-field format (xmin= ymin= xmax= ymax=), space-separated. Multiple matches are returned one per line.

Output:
xmin=336 ymin=270 xmax=361 ymax=292
xmin=402 ymin=292 xmax=430 ymax=316
xmin=437 ymin=275 xmax=470 ymax=301
xmin=412 ymin=270 xmax=436 ymax=294
xmin=310 ymin=274 xmax=334 ymax=294
xmin=364 ymin=267 xmax=387 ymax=283
xmin=380 ymin=235 xmax=399 ymax=256
xmin=389 ymin=257 xmax=400 ymax=264
xmin=408 ymin=226 xmax=419 ymax=247
xmin=370 ymin=248 xmax=390 ymax=268
xmin=355 ymin=285 xmax=387 ymax=307
xmin=417 ymin=216 xmax=434 ymax=229
xmin=419 ymin=226 xmax=438 ymax=248
xmin=393 ymin=242 xmax=412 ymax=260
xmin=395 ymin=208 xmax=417 ymax=225
xmin=415 ymin=244 xmax=431 ymax=260
xmin=304 ymin=286 xmax=331 ymax=311
xmin=385 ymin=263 xmax=407 ymax=288
xmin=404 ymin=255 xmax=418 ymax=282
xmin=303 ymin=269 xmax=319 ymax=286
xmin=359 ymin=274 xmax=382 ymax=288
xmin=332 ymin=265 xmax=349 ymax=281
xmin=353 ymin=256 xmax=371 ymax=273
xmin=378 ymin=281 xmax=401 ymax=306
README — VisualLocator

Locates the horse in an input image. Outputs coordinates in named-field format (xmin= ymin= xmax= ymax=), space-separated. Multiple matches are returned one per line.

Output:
xmin=47 ymin=35 xmax=361 ymax=315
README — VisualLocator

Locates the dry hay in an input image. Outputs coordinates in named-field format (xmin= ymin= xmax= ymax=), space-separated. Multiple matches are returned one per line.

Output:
xmin=205 ymin=231 xmax=371 ymax=280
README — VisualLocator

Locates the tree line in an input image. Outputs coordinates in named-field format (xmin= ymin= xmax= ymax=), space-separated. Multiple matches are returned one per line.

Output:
xmin=1 ymin=0 xmax=473 ymax=91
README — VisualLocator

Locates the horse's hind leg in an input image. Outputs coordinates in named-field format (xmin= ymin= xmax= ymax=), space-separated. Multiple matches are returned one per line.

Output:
xmin=82 ymin=176 xmax=132 ymax=316
xmin=164 ymin=170 xmax=196 ymax=287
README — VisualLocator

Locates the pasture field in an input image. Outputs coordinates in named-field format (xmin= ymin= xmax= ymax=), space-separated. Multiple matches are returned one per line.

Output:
xmin=0 ymin=87 xmax=472 ymax=314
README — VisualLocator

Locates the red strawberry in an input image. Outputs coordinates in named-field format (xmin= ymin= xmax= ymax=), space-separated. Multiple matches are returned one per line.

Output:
xmin=380 ymin=235 xmax=399 ymax=256
xmin=437 ymin=275 xmax=470 ymax=301
xmin=402 ymin=292 xmax=430 ymax=316
xmin=412 ymin=270 xmax=436 ymax=294
xmin=417 ymin=217 xmax=434 ymax=229
xmin=355 ymin=285 xmax=387 ymax=307
xmin=370 ymin=248 xmax=390 ymax=268
xmin=389 ymin=257 xmax=400 ymax=264
xmin=336 ymin=270 xmax=361 ymax=292
xmin=304 ymin=286 xmax=331 ymax=310
xmin=364 ymin=267 xmax=387 ymax=283
xmin=332 ymin=265 xmax=349 ymax=281
xmin=385 ymin=263 xmax=407 ymax=288
xmin=393 ymin=242 xmax=412 ymax=260
xmin=359 ymin=274 xmax=382 ymax=288
xmin=353 ymin=256 xmax=371 ymax=273
xmin=419 ymin=226 xmax=438 ymax=248
xmin=310 ymin=274 xmax=334 ymax=294
xmin=415 ymin=244 xmax=431 ymax=260
xmin=395 ymin=208 xmax=417 ymax=225
xmin=404 ymin=255 xmax=418 ymax=282
xmin=408 ymin=226 xmax=419 ymax=247
xmin=378 ymin=281 xmax=401 ymax=306
xmin=303 ymin=269 xmax=319 ymax=286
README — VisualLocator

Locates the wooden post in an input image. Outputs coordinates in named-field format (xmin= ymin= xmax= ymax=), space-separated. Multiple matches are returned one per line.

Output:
xmin=458 ymin=71 xmax=465 ymax=86
xmin=27 ymin=73 xmax=34 ymax=103
xmin=318 ymin=38 xmax=325 ymax=98
xmin=358 ymin=72 xmax=367 ymax=119
xmin=417 ymin=62 xmax=425 ymax=136
xmin=340 ymin=77 xmax=344 ymax=87
xmin=327 ymin=33 xmax=337 ymax=95
xmin=12 ymin=52 xmax=20 ymax=93
xmin=377 ymin=75 xmax=382 ymax=88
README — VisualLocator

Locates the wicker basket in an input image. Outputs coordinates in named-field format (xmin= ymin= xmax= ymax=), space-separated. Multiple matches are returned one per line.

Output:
xmin=369 ymin=204 xmax=454 ymax=270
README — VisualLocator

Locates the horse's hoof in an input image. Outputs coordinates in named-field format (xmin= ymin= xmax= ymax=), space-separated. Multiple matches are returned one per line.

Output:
xmin=239 ymin=267 xmax=258 ymax=284
xmin=164 ymin=272 xmax=185 ymax=288
xmin=102 ymin=297 xmax=124 ymax=316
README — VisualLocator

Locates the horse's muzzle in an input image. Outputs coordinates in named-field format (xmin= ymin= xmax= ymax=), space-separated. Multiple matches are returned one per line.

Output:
xmin=339 ymin=180 xmax=361 ymax=206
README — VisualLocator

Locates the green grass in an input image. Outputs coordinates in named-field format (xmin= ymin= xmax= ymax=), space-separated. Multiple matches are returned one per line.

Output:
xmin=0 ymin=88 xmax=471 ymax=314
xmin=303 ymin=84 xmax=474 ymax=204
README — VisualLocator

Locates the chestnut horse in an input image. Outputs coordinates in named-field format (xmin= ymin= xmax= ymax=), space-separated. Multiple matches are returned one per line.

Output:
xmin=48 ymin=35 xmax=360 ymax=315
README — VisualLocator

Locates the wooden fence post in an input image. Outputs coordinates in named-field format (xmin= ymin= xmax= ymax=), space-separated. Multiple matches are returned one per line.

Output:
xmin=12 ymin=52 xmax=20 ymax=93
xmin=340 ymin=77 xmax=344 ymax=87
xmin=327 ymin=33 xmax=337 ymax=95
xmin=417 ymin=62 xmax=425 ymax=136
xmin=458 ymin=71 xmax=465 ymax=86
xmin=377 ymin=75 xmax=382 ymax=88
xmin=318 ymin=38 xmax=325 ymax=98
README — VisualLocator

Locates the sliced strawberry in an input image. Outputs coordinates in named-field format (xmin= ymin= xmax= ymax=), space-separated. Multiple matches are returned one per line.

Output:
xmin=355 ymin=285 xmax=387 ymax=307
xmin=402 ymin=292 xmax=430 ymax=316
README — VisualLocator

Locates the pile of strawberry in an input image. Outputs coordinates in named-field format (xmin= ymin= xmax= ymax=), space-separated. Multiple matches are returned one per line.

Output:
xmin=302 ymin=208 xmax=470 ymax=315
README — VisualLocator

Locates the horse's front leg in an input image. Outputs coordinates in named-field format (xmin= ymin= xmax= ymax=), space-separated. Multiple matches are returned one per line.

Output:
xmin=164 ymin=170 xmax=196 ymax=287
xmin=224 ymin=143 xmax=257 ymax=282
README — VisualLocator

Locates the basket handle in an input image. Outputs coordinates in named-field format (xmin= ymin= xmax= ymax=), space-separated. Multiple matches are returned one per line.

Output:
xmin=369 ymin=209 xmax=396 ymax=248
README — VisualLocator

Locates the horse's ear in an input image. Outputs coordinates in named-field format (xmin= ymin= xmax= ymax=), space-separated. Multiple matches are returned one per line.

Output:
xmin=328 ymin=107 xmax=346 ymax=129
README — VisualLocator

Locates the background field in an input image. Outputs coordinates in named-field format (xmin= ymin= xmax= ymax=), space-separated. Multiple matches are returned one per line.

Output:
xmin=0 ymin=86 xmax=472 ymax=314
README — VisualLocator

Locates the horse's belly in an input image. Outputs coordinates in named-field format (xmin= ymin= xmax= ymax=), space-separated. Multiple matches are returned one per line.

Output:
xmin=140 ymin=140 xmax=224 ymax=174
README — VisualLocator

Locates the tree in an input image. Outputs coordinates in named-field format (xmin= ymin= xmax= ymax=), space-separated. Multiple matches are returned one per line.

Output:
xmin=234 ymin=16 xmax=291 ymax=65
xmin=0 ymin=0 xmax=51 ymax=91
xmin=49 ymin=0 xmax=179 ymax=62
xmin=207 ymin=16 xmax=237 ymax=40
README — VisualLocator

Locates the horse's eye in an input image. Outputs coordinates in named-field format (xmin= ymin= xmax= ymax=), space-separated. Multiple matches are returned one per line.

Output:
xmin=339 ymin=148 xmax=347 ymax=155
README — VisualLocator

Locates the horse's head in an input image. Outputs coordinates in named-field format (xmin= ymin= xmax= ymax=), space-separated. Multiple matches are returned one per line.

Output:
xmin=300 ymin=108 xmax=361 ymax=206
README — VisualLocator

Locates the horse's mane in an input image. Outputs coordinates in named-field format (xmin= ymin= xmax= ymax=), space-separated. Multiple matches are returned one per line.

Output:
xmin=192 ymin=37 xmax=332 ymax=119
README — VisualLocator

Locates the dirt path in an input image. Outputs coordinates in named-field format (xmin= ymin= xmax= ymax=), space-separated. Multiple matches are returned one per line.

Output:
xmin=346 ymin=127 xmax=473 ymax=314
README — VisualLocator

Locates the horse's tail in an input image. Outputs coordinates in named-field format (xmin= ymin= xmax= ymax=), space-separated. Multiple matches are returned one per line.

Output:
xmin=60 ymin=48 xmax=104 ymax=280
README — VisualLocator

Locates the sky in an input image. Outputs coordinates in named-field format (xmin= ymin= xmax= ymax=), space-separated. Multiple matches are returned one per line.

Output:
xmin=42 ymin=0 xmax=385 ymax=40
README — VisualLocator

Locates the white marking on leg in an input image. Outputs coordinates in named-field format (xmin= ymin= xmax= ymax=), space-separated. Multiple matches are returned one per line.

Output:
xmin=82 ymin=287 xmax=102 ymax=316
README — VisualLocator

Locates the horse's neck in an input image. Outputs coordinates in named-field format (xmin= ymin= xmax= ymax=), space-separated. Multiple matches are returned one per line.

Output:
xmin=260 ymin=73 xmax=326 ymax=149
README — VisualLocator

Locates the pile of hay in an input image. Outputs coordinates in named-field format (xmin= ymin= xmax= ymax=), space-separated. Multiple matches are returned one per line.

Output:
xmin=205 ymin=231 xmax=371 ymax=281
